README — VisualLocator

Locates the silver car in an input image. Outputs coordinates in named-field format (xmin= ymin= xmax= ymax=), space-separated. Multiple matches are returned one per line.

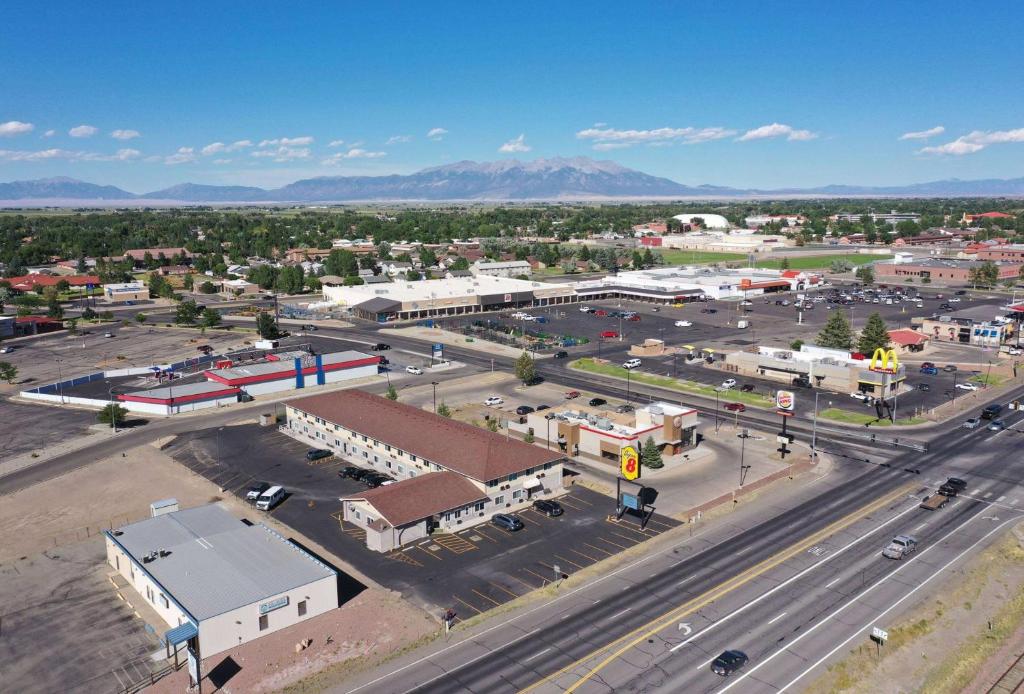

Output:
xmin=882 ymin=534 xmax=918 ymax=560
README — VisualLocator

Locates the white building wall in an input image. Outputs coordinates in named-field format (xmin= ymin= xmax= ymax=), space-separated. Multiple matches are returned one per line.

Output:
xmin=197 ymin=574 xmax=337 ymax=657
xmin=238 ymin=364 xmax=378 ymax=397
xmin=105 ymin=536 xmax=193 ymax=630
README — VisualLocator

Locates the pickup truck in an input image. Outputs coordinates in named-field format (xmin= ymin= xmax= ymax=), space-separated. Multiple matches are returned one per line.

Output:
xmin=920 ymin=493 xmax=950 ymax=511
xmin=882 ymin=534 xmax=918 ymax=560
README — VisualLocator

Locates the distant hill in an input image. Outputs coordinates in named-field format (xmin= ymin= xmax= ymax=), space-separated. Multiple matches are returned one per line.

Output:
xmin=2 ymin=160 xmax=1024 ymax=204
xmin=0 ymin=176 xmax=135 ymax=200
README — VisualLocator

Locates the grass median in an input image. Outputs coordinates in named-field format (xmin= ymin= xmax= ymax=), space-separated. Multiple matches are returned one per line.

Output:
xmin=818 ymin=407 xmax=925 ymax=427
xmin=569 ymin=357 xmax=775 ymax=407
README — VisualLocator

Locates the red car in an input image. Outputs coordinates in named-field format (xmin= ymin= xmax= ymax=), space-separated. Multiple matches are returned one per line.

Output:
xmin=600 ymin=330 xmax=619 ymax=338
xmin=565 ymin=390 xmax=581 ymax=399
xmin=627 ymin=315 xmax=641 ymax=322
xmin=724 ymin=403 xmax=746 ymax=412
xmin=594 ymin=310 xmax=608 ymax=317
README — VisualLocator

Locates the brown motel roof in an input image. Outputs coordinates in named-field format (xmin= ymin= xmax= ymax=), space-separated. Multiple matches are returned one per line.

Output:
xmin=290 ymin=389 xmax=563 ymax=482
xmin=342 ymin=471 xmax=487 ymax=527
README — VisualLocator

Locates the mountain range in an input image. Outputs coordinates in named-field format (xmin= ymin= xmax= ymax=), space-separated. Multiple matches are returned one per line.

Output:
xmin=2 ymin=158 xmax=1024 ymax=204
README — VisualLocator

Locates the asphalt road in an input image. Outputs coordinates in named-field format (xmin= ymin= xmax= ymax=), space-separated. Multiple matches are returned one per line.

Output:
xmin=336 ymin=387 xmax=1024 ymax=694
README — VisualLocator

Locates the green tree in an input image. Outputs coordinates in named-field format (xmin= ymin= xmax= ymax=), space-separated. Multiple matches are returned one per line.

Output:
xmin=515 ymin=351 xmax=537 ymax=385
xmin=46 ymin=295 xmax=64 ymax=319
xmin=779 ymin=256 xmax=790 ymax=270
xmin=97 ymin=403 xmax=128 ymax=426
xmin=642 ymin=248 xmax=655 ymax=267
xmin=857 ymin=312 xmax=891 ymax=355
xmin=0 ymin=361 xmax=17 ymax=384
xmin=147 ymin=272 xmax=169 ymax=298
xmin=135 ymin=312 xmax=147 ymax=323
xmin=175 ymin=299 xmax=200 ymax=324
xmin=199 ymin=280 xmax=217 ymax=294
xmin=790 ymin=339 xmax=804 ymax=351
xmin=485 ymin=417 xmax=499 ymax=431
xmin=829 ymin=259 xmax=853 ymax=273
xmin=855 ymin=265 xmax=875 ymax=285
xmin=577 ymin=244 xmax=591 ymax=261
xmin=437 ymin=402 xmax=452 ymax=417
xmin=405 ymin=270 xmax=422 ymax=281
xmin=82 ymin=306 xmax=97 ymax=320
xmin=632 ymin=250 xmax=644 ymax=268
xmin=385 ymin=384 xmax=398 ymax=401
xmin=449 ymin=256 xmax=470 ymax=271
xmin=199 ymin=307 xmax=221 ymax=329
xmin=419 ymin=248 xmax=438 ymax=267
xmin=55 ymin=279 xmax=71 ymax=293
xmin=182 ymin=272 xmax=194 ymax=290
xmin=817 ymin=310 xmax=854 ymax=350
xmin=342 ymin=275 xmax=364 ymax=286
xmin=256 ymin=311 xmax=280 ymax=339
xmin=0 ymin=286 xmax=9 ymax=312
xmin=640 ymin=435 xmax=664 ymax=469
xmin=325 ymin=249 xmax=359 ymax=277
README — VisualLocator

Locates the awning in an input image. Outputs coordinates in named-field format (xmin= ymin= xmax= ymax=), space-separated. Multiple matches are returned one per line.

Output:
xmin=165 ymin=622 xmax=198 ymax=647
xmin=522 ymin=477 xmax=542 ymax=489
xmin=683 ymin=344 xmax=695 ymax=350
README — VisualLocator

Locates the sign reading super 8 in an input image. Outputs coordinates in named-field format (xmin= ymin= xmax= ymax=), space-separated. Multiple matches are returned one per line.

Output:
xmin=620 ymin=445 xmax=640 ymax=481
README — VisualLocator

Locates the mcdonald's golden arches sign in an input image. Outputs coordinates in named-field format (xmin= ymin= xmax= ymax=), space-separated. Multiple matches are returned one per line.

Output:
xmin=868 ymin=348 xmax=899 ymax=374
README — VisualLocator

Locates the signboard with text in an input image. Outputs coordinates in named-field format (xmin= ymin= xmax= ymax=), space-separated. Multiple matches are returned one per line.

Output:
xmin=620 ymin=445 xmax=640 ymax=481
xmin=775 ymin=390 xmax=795 ymax=416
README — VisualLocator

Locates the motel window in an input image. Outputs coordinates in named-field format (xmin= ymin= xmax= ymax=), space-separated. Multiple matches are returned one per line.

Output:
xmin=298 ymin=600 xmax=307 ymax=617
xmin=509 ymin=472 xmax=518 ymax=481
xmin=398 ymin=451 xmax=404 ymax=457
xmin=374 ymin=455 xmax=379 ymax=464
xmin=335 ymin=439 xmax=341 ymax=447
xmin=544 ymin=462 xmax=552 ymax=470
xmin=513 ymin=490 xmax=523 ymax=500
xmin=474 ymin=502 xmax=485 ymax=512
xmin=397 ymin=465 xmax=404 ymax=474
xmin=385 ymin=445 xmax=391 ymax=452
xmin=409 ymin=471 xmax=416 ymax=478
xmin=410 ymin=455 xmax=417 ymax=462
xmin=444 ymin=512 xmax=452 ymax=521
xmin=361 ymin=435 xmax=367 ymax=442
xmin=455 ymin=509 xmax=463 ymax=518
xmin=487 ymin=479 xmax=497 ymax=488
xmin=363 ymin=451 xmax=368 ymax=459
xmin=115 ymin=555 xmax=120 ymax=570
xmin=495 ymin=495 xmax=505 ymax=505
xmin=354 ymin=509 xmax=361 ymax=519
xmin=160 ymin=593 xmax=169 ymax=609
xmin=259 ymin=615 xmax=269 ymax=631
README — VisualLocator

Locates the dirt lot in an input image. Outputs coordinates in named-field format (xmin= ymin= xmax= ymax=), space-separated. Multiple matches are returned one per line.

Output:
xmin=804 ymin=522 xmax=1024 ymax=693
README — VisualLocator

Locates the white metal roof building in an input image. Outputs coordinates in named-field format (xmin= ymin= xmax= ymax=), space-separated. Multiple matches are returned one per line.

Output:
xmin=575 ymin=266 xmax=821 ymax=301
xmin=104 ymin=503 xmax=338 ymax=658
xmin=672 ymin=213 xmax=731 ymax=230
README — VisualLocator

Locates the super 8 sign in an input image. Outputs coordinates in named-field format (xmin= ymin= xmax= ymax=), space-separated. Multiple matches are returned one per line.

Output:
xmin=620 ymin=445 xmax=640 ymax=481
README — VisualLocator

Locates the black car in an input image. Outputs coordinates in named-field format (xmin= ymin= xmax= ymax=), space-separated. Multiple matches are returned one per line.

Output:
xmin=955 ymin=290 xmax=968 ymax=295
xmin=340 ymin=466 xmax=363 ymax=479
xmin=352 ymin=468 xmax=378 ymax=482
xmin=792 ymin=376 xmax=812 ymax=388
xmin=364 ymin=474 xmax=392 ymax=488
xmin=491 ymin=513 xmax=525 ymax=531
xmin=710 ymin=650 xmax=748 ymax=676
xmin=306 ymin=448 xmax=333 ymax=461
xmin=535 ymin=404 xmax=550 ymax=411
xmin=533 ymin=499 xmax=564 ymax=517
xmin=371 ymin=343 xmax=391 ymax=351
xmin=302 ymin=324 xmax=318 ymax=331
xmin=739 ymin=384 xmax=755 ymax=392
xmin=553 ymin=351 xmax=569 ymax=359
xmin=588 ymin=397 xmax=607 ymax=407
xmin=945 ymin=477 xmax=968 ymax=491
xmin=615 ymin=404 xmax=635 ymax=413
xmin=918 ymin=383 xmax=931 ymax=391
xmin=981 ymin=403 xmax=1003 ymax=420
xmin=516 ymin=405 xmax=535 ymax=416
xmin=938 ymin=482 xmax=960 ymax=497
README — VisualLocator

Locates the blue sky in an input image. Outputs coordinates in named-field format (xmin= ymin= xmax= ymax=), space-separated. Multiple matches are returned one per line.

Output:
xmin=1 ymin=1 xmax=1022 ymax=191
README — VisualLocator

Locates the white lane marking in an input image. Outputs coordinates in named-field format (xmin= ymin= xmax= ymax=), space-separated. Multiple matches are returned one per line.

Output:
xmin=914 ymin=522 xmax=929 ymax=531
xmin=984 ymin=492 xmax=994 ymax=499
xmin=670 ymin=558 xmax=687 ymax=567
xmin=677 ymin=574 xmax=698 ymax=586
xmin=824 ymin=575 xmax=843 ymax=589
xmin=767 ymin=611 xmax=787 ymax=625
xmin=696 ymin=655 xmax=717 ymax=671
xmin=999 ymin=495 xmax=1006 ymax=502
xmin=719 ymin=505 xmax=1015 ymax=694
xmin=972 ymin=488 xmax=982 ymax=495
xmin=606 ymin=608 xmax=631 ymax=622
xmin=667 ymin=501 xmax=920 ymax=654
xmin=524 ymin=647 xmax=551 ymax=662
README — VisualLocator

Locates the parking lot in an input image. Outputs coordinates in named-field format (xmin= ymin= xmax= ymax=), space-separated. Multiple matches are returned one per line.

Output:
xmin=164 ymin=422 xmax=680 ymax=618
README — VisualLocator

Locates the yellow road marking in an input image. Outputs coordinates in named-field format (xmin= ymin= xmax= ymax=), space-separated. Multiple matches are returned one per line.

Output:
xmin=609 ymin=531 xmax=643 ymax=545
xmin=519 ymin=482 xmax=915 ymax=694
xmin=567 ymin=493 xmax=594 ymax=506
xmin=569 ymin=547 xmax=599 ymax=562
xmin=507 ymin=572 xmax=539 ymax=591
xmin=595 ymin=535 xmax=632 ymax=551
xmin=582 ymin=542 xmax=613 ymax=557
xmin=472 ymin=588 xmax=502 ymax=607
xmin=554 ymin=554 xmax=585 ymax=570
xmin=522 ymin=567 xmax=549 ymax=583
xmin=489 ymin=581 xmax=520 ymax=599
xmin=558 ymin=499 xmax=587 ymax=511
xmin=414 ymin=545 xmax=443 ymax=561
xmin=452 ymin=595 xmax=482 ymax=615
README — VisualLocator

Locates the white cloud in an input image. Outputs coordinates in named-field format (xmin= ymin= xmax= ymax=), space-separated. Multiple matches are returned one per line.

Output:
xmin=592 ymin=122 xmax=608 ymax=128
xmin=111 ymin=129 xmax=140 ymax=140
xmin=212 ymin=158 xmax=232 ymax=164
xmin=498 ymin=134 xmax=532 ymax=153
xmin=43 ymin=129 xmax=55 ymax=137
xmin=323 ymin=148 xmax=387 ymax=164
xmin=919 ymin=127 xmax=1024 ymax=155
xmin=201 ymin=140 xmax=251 ymax=155
xmin=0 ymin=120 xmax=34 ymax=137
xmin=899 ymin=126 xmax=944 ymax=141
xmin=69 ymin=124 xmax=99 ymax=138
xmin=0 ymin=147 xmax=140 ymax=162
xmin=427 ymin=127 xmax=448 ymax=141
xmin=385 ymin=134 xmax=412 ymax=145
xmin=576 ymin=126 xmax=737 ymax=149
xmin=165 ymin=147 xmax=197 ymax=165
xmin=737 ymin=123 xmax=817 ymax=142
xmin=251 ymin=146 xmax=312 ymax=162
xmin=328 ymin=139 xmax=346 ymax=147
xmin=258 ymin=136 xmax=314 ymax=147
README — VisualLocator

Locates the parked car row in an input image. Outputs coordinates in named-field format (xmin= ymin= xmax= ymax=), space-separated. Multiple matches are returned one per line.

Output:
xmin=245 ymin=482 xmax=286 ymax=510
xmin=339 ymin=466 xmax=396 ymax=488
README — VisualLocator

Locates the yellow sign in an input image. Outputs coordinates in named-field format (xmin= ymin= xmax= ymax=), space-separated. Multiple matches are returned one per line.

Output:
xmin=620 ymin=445 xmax=640 ymax=481
xmin=869 ymin=348 xmax=899 ymax=374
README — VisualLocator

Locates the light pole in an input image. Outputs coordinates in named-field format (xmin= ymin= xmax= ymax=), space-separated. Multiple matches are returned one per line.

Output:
xmin=108 ymin=386 xmax=119 ymax=433
xmin=715 ymin=389 xmax=721 ymax=433
xmin=625 ymin=367 xmax=631 ymax=404
xmin=810 ymin=391 xmax=820 ymax=460
xmin=952 ymin=371 xmax=959 ymax=409
xmin=739 ymin=428 xmax=750 ymax=486
xmin=545 ymin=414 xmax=554 ymax=450
xmin=431 ymin=381 xmax=439 ymax=414
xmin=55 ymin=358 xmax=65 ymax=405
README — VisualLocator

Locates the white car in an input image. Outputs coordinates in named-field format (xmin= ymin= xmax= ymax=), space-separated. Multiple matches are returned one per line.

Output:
xmin=0 ymin=346 xmax=11 ymax=354
xmin=521 ymin=315 xmax=537 ymax=322
xmin=850 ymin=391 xmax=870 ymax=402
xmin=1008 ymin=347 xmax=1023 ymax=356
xmin=721 ymin=379 xmax=737 ymax=389
xmin=948 ymin=297 xmax=961 ymax=303
xmin=484 ymin=396 xmax=503 ymax=406
xmin=405 ymin=365 xmax=423 ymax=375
xmin=955 ymin=382 xmax=979 ymax=391
xmin=623 ymin=358 xmax=642 ymax=369
xmin=579 ymin=306 xmax=593 ymax=313
xmin=675 ymin=320 xmax=693 ymax=327
xmin=103 ymin=332 xmax=115 ymax=338
xmin=739 ymin=300 xmax=753 ymax=306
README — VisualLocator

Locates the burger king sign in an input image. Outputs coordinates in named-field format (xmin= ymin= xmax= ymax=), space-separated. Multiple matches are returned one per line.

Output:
xmin=775 ymin=390 xmax=795 ymax=414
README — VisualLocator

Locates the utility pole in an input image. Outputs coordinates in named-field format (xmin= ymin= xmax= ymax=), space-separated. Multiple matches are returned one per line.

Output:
xmin=811 ymin=391 xmax=820 ymax=460
xmin=431 ymin=381 xmax=439 ymax=414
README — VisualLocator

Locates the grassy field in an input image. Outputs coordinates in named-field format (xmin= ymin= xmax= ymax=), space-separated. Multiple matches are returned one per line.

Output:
xmin=755 ymin=253 xmax=891 ymax=270
xmin=657 ymin=250 xmax=747 ymax=265
xmin=969 ymin=373 xmax=1005 ymax=387
xmin=569 ymin=358 xmax=775 ymax=407
xmin=818 ymin=407 xmax=925 ymax=427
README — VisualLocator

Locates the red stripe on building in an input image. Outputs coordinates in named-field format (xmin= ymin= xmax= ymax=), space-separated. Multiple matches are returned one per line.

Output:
xmin=119 ymin=386 xmax=241 ymax=405
xmin=205 ymin=356 xmax=380 ymax=387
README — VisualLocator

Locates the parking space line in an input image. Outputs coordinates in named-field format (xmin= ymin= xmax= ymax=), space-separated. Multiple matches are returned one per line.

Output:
xmin=517 ymin=513 xmax=542 ymax=526
xmin=583 ymin=542 xmax=614 ymax=557
xmin=606 ymin=520 xmax=657 ymax=537
xmin=642 ymin=517 xmax=676 ymax=531
xmin=566 ymin=493 xmax=594 ymax=506
xmin=489 ymin=581 xmax=520 ymax=599
xmin=452 ymin=595 xmax=482 ymax=615
xmin=558 ymin=499 xmax=588 ymax=511
xmin=522 ymin=567 xmax=550 ymax=583
xmin=508 ymin=572 xmax=541 ymax=591
xmin=414 ymin=545 xmax=443 ymax=561
xmin=570 ymin=547 xmax=600 ymax=563
xmin=472 ymin=588 xmax=503 ymax=607
xmin=608 ymin=531 xmax=644 ymax=545
xmin=554 ymin=554 xmax=585 ymax=570
xmin=473 ymin=527 xmax=500 ymax=543
xmin=595 ymin=535 xmax=632 ymax=551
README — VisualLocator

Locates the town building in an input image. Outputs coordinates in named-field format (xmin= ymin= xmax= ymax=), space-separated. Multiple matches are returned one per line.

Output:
xmin=914 ymin=313 xmax=1011 ymax=347
xmin=204 ymin=350 xmax=380 ymax=396
xmin=574 ymin=266 xmax=821 ymax=303
xmin=723 ymin=343 xmax=906 ymax=397
xmin=218 ymin=278 xmax=261 ymax=296
xmin=874 ymin=258 xmax=1020 ymax=284
xmin=284 ymin=390 xmax=566 ymax=552
xmin=831 ymin=211 xmax=920 ymax=224
xmin=974 ymin=244 xmax=1024 ymax=263
xmin=519 ymin=401 xmax=698 ymax=461
xmin=887 ymin=328 xmax=929 ymax=353
xmin=322 ymin=275 xmax=577 ymax=322
xmin=639 ymin=231 xmax=788 ymax=253
xmin=671 ymin=213 xmax=731 ymax=230
xmin=744 ymin=214 xmax=806 ymax=228
xmin=470 ymin=260 xmax=532 ymax=278
xmin=103 ymin=281 xmax=148 ymax=303
xmin=6 ymin=273 xmax=100 ymax=292
xmin=104 ymin=503 xmax=338 ymax=658
xmin=121 ymin=248 xmax=192 ymax=267
xmin=118 ymin=380 xmax=242 ymax=415
xmin=962 ymin=211 xmax=1015 ymax=225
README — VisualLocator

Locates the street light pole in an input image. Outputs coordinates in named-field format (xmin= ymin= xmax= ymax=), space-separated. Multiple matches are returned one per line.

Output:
xmin=626 ymin=368 xmax=631 ymax=404
xmin=739 ymin=428 xmax=748 ymax=486
xmin=55 ymin=358 xmax=65 ymax=405
xmin=715 ymin=390 xmax=720 ymax=433
xmin=431 ymin=381 xmax=439 ymax=414
xmin=811 ymin=391 xmax=820 ymax=460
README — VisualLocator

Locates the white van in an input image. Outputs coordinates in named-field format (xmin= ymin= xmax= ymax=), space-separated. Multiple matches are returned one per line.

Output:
xmin=256 ymin=486 xmax=285 ymax=511
xmin=623 ymin=358 xmax=642 ymax=369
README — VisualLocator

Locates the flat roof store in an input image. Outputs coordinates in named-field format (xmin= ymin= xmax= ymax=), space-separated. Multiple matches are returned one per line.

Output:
xmin=284 ymin=390 xmax=566 ymax=552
